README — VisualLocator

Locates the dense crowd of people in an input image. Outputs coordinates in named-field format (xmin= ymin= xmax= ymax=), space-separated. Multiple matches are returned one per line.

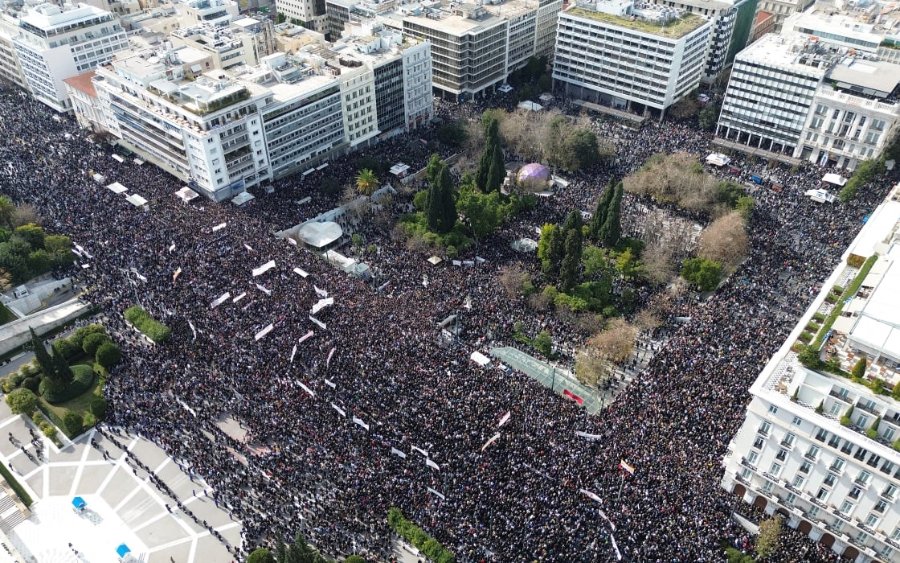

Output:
xmin=0 ymin=81 xmax=894 ymax=562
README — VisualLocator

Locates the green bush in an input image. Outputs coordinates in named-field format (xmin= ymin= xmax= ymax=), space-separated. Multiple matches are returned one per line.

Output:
xmin=387 ymin=508 xmax=455 ymax=563
xmin=345 ymin=557 xmax=367 ymax=563
xmin=533 ymin=330 xmax=553 ymax=357
xmin=89 ymin=396 xmax=107 ymax=419
xmin=82 ymin=332 xmax=109 ymax=356
xmin=5 ymin=388 xmax=37 ymax=416
xmin=40 ymin=364 xmax=94 ymax=404
xmin=813 ymin=312 xmax=826 ymax=322
xmin=841 ymin=406 xmax=854 ymax=428
xmin=63 ymin=410 xmax=83 ymax=436
xmin=95 ymin=342 xmax=121 ymax=369
xmin=82 ymin=412 xmax=97 ymax=429
xmin=69 ymin=324 xmax=106 ymax=349
xmin=725 ymin=546 xmax=755 ymax=563
xmin=851 ymin=358 xmax=867 ymax=381
xmin=797 ymin=345 xmax=822 ymax=370
xmin=21 ymin=376 xmax=40 ymax=393
xmin=246 ymin=548 xmax=275 ymax=563
xmin=124 ymin=306 xmax=171 ymax=343
xmin=8 ymin=372 xmax=24 ymax=389
xmin=681 ymin=257 xmax=723 ymax=292
xmin=799 ymin=331 xmax=813 ymax=344
xmin=0 ymin=458 xmax=32 ymax=507
xmin=51 ymin=338 xmax=80 ymax=361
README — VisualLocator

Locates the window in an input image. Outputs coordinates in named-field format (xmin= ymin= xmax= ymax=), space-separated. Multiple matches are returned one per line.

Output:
xmin=776 ymin=449 xmax=788 ymax=461
xmin=785 ymin=492 xmax=796 ymax=505
xmin=849 ymin=486 xmax=862 ymax=500
xmin=799 ymin=461 xmax=812 ymax=474
xmin=824 ymin=473 xmax=837 ymax=487
xmin=827 ymin=434 xmax=840 ymax=449
xmin=856 ymin=470 xmax=871 ymax=486
xmin=854 ymin=447 xmax=868 ymax=461
xmin=753 ymin=437 xmax=764 ymax=449
xmin=874 ymin=499 xmax=888 ymax=513
xmin=815 ymin=428 xmax=828 ymax=442
xmin=793 ymin=416 xmax=803 ymax=426
xmin=740 ymin=467 xmax=752 ymax=481
xmin=885 ymin=427 xmax=896 ymax=441
xmin=769 ymin=462 xmax=782 ymax=477
xmin=762 ymin=481 xmax=774 ymax=493
xmin=891 ymin=527 xmax=900 ymax=541
xmin=806 ymin=445 xmax=820 ymax=460
xmin=792 ymin=475 xmax=805 ymax=489
xmin=816 ymin=487 xmax=830 ymax=501
xmin=747 ymin=451 xmax=759 ymax=465
xmin=841 ymin=440 xmax=854 ymax=454
xmin=830 ymin=458 xmax=845 ymax=473
xmin=864 ymin=513 xmax=879 ymax=528
xmin=809 ymin=506 xmax=819 ymax=518
xmin=868 ymin=454 xmax=881 ymax=468
xmin=839 ymin=500 xmax=854 ymax=515
xmin=782 ymin=433 xmax=796 ymax=447
xmin=884 ymin=484 xmax=897 ymax=499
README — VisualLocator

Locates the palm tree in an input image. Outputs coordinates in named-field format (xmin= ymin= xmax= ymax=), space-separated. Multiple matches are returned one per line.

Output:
xmin=355 ymin=168 xmax=378 ymax=196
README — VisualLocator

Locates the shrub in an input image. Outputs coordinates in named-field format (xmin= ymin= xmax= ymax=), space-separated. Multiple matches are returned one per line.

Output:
xmin=799 ymin=331 xmax=813 ymax=344
xmin=5 ymin=388 xmax=37 ymax=416
xmin=51 ymin=337 xmax=81 ymax=361
xmin=82 ymin=332 xmax=109 ymax=356
xmin=0 ymin=378 xmax=13 ymax=394
xmin=387 ymin=508 xmax=455 ymax=563
xmin=246 ymin=548 xmax=275 ymax=563
xmin=8 ymin=372 xmax=24 ymax=388
xmin=797 ymin=345 xmax=822 ymax=369
xmin=82 ymin=412 xmax=97 ymax=429
xmin=345 ymin=556 xmax=367 ymax=563
xmin=40 ymin=364 xmax=94 ymax=404
xmin=813 ymin=312 xmax=826 ymax=322
xmin=89 ymin=397 xmax=107 ymax=419
xmin=851 ymin=358 xmax=867 ymax=381
xmin=21 ymin=376 xmax=40 ymax=393
xmin=841 ymin=406 xmax=854 ymax=428
xmin=69 ymin=324 xmax=105 ymax=349
xmin=681 ymin=258 xmax=722 ymax=292
xmin=63 ymin=410 xmax=83 ymax=436
xmin=533 ymin=330 xmax=553 ymax=357
xmin=95 ymin=342 xmax=121 ymax=369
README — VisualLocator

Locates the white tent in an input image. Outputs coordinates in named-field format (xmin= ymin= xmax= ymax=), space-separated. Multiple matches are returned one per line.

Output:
xmin=470 ymin=351 xmax=491 ymax=366
xmin=111 ymin=154 xmax=125 ymax=163
xmin=106 ymin=182 xmax=128 ymax=194
xmin=297 ymin=221 xmax=343 ymax=248
xmin=539 ymin=92 xmax=554 ymax=102
xmin=498 ymin=84 xmax=513 ymax=93
xmin=517 ymin=101 xmax=543 ymax=112
xmin=705 ymin=153 xmax=731 ymax=167
xmin=427 ymin=256 xmax=443 ymax=265
xmin=512 ymin=238 xmax=538 ymax=252
xmin=390 ymin=163 xmax=411 ymax=177
xmin=804 ymin=188 xmax=837 ymax=203
xmin=92 ymin=173 xmax=106 ymax=184
xmin=175 ymin=186 xmax=200 ymax=203
xmin=125 ymin=194 xmax=148 ymax=207
xmin=231 ymin=191 xmax=256 ymax=206
xmin=823 ymin=173 xmax=848 ymax=186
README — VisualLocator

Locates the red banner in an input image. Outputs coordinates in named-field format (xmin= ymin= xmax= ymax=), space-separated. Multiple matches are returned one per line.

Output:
xmin=563 ymin=389 xmax=584 ymax=405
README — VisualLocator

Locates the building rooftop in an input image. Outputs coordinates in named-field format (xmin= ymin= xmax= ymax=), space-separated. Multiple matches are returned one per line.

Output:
xmin=828 ymin=58 xmax=900 ymax=97
xmin=737 ymin=33 xmax=839 ymax=77
xmin=565 ymin=1 xmax=707 ymax=39
xmin=402 ymin=0 xmax=541 ymax=35
xmin=64 ymin=70 xmax=97 ymax=98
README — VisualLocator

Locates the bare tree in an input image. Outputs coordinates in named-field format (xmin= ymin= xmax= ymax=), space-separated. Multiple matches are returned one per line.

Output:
xmin=698 ymin=211 xmax=749 ymax=271
xmin=11 ymin=204 xmax=41 ymax=228
xmin=497 ymin=265 xmax=531 ymax=298
xmin=587 ymin=318 xmax=638 ymax=364
xmin=641 ymin=237 xmax=677 ymax=285
xmin=527 ymin=291 xmax=552 ymax=311
xmin=575 ymin=348 xmax=609 ymax=388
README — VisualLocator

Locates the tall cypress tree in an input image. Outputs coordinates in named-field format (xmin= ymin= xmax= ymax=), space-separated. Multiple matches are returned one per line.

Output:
xmin=590 ymin=180 xmax=616 ymax=241
xmin=426 ymin=163 xmax=456 ymax=234
xmin=476 ymin=118 xmax=500 ymax=191
xmin=559 ymin=228 xmax=583 ymax=293
xmin=486 ymin=143 xmax=505 ymax=193
xmin=599 ymin=182 xmax=623 ymax=248
xmin=53 ymin=351 xmax=73 ymax=385
xmin=30 ymin=328 xmax=56 ymax=381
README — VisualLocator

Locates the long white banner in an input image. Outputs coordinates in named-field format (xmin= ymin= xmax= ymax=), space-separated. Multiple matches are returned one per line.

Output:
xmin=298 ymin=331 xmax=314 ymax=344
xmin=212 ymin=222 xmax=227 ymax=232
xmin=232 ymin=292 xmax=247 ymax=303
xmin=390 ymin=447 xmax=407 ymax=459
xmin=352 ymin=416 xmax=369 ymax=431
xmin=498 ymin=411 xmax=511 ymax=427
xmin=252 ymin=260 xmax=276 ymax=277
xmin=293 ymin=267 xmax=308 ymax=278
xmin=580 ymin=489 xmax=603 ymax=504
xmin=254 ymin=283 xmax=271 ymax=296
xmin=314 ymin=286 xmax=328 ymax=298
xmin=426 ymin=458 xmax=440 ymax=471
xmin=310 ymin=297 xmax=334 ymax=315
xmin=575 ymin=431 xmax=603 ymax=441
xmin=254 ymin=324 xmax=274 ymax=341
xmin=481 ymin=432 xmax=501 ymax=452
xmin=331 ymin=403 xmax=346 ymax=417
xmin=289 ymin=345 xmax=297 ymax=363
xmin=427 ymin=488 xmax=445 ymax=500
xmin=326 ymin=347 xmax=336 ymax=367
xmin=324 ymin=379 xmax=336 ymax=389
xmin=210 ymin=292 xmax=231 ymax=309
xmin=309 ymin=316 xmax=326 ymax=330
xmin=299 ymin=382 xmax=315 ymax=397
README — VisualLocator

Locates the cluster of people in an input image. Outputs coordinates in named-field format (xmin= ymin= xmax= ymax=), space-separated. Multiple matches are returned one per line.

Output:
xmin=0 ymin=81 xmax=894 ymax=563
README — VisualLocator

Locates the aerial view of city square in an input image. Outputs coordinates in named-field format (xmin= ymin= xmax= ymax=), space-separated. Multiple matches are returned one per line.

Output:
xmin=0 ymin=0 xmax=898 ymax=560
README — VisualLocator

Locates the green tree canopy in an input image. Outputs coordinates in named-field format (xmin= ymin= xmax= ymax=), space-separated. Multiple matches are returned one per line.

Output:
xmin=681 ymin=257 xmax=723 ymax=292
xmin=426 ymin=162 xmax=456 ymax=234
xmin=14 ymin=223 xmax=45 ymax=250
xmin=355 ymin=168 xmax=378 ymax=196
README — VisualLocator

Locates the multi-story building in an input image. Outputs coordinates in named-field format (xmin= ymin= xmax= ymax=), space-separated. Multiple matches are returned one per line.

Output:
xmin=399 ymin=0 xmax=562 ymax=101
xmin=781 ymin=9 xmax=883 ymax=54
xmin=748 ymin=9 xmax=775 ymax=45
xmin=12 ymin=3 xmax=129 ymax=112
xmin=276 ymin=0 xmax=327 ymax=32
xmin=63 ymin=70 xmax=103 ymax=131
xmin=178 ymin=0 xmax=239 ymax=27
xmin=552 ymin=0 xmax=711 ymax=115
xmin=756 ymin=0 xmax=814 ymax=33
xmin=721 ymin=182 xmax=900 ymax=563
xmin=171 ymin=17 xmax=277 ymax=70
xmin=716 ymin=33 xmax=900 ymax=169
xmin=93 ymin=48 xmax=273 ymax=200
xmin=650 ymin=0 xmax=757 ymax=81
xmin=0 ymin=13 xmax=27 ymax=90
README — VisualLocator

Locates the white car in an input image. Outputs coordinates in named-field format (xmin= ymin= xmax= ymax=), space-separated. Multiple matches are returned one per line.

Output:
xmin=805 ymin=188 xmax=837 ymax=203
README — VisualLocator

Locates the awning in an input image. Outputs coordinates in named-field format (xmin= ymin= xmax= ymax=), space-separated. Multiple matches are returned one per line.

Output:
xmin=133 ymin=158 xmax=145 ymax=165
xmin=297 ymin=221 xmax=343 ymax=248
xmin=823 ymin=173 xmax=847 ymax=186
xmin=92 ymin=173 xmax=106 ymax=184
xmin=427 ymin=255 xmax=442 ymax=265
xmin=175 ymin=186 xmax=200 ymax=203
xmin=111 ymin=154 xmax=125 ymax=163
xmin=106 ymin=182 xmax=128 ymax=194
xmin=517 ymin=101 xmax=543 ymax=112
xmin=231 ymin=191 xmax=255 ymax=206
xmin=72 ymin=496 xmax=86 ymax=510
xmin=125 ymin=194 xmax=148 ymax=207
xmin=116 ymin=544 xmax=131 ymax=558
xmin=539 ymin=93 xmax=554 ymax=102
xmin=316 ymin=162 xmax=329 ymax=170
xmin=390 ymin=163 xmax=410 ymax=176
xmin=705 ymin=153 xmax=731 ymax=167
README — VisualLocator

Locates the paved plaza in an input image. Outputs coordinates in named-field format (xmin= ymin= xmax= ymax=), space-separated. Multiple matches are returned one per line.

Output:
xmin=0 ymin=402 xmax=241 ymax=563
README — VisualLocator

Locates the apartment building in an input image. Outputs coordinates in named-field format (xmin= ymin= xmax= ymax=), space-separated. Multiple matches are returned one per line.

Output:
xmin=756 ymin=0 xmax=814 ymax=33
xmin=12 ymin=2 xmax=129 ymax=112
xmin=552 ymin=0 xmax=711 ymax=115
xmin=399 ymin=0 xmax=562 ymax=101
xmin=722 ymin=183 xmax=900 ymax=563
xmin=748 ymin=9 xmax=775 ymax=45
xmin=0 ymin=13 xmax=27 ymax=90
xmin=171 ymin=17 xmax=277 ymax=70
xmin=276 ymin=0 xmax=327 ymax=32
xmin=716 ymin=33 xmax=900 ymax=169
xmin=178 ymin=0 xmax=239 ymax=27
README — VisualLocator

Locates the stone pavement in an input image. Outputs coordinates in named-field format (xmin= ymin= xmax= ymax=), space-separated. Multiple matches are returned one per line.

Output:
xmin=0 ymin=401 xmax=241 ymax=562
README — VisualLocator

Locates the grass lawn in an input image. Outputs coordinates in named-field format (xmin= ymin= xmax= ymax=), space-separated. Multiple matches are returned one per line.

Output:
xmin=0 ymin=302 xmax=15 ymax=325
xmin=38 ymin=366 xmax=99 ymax=438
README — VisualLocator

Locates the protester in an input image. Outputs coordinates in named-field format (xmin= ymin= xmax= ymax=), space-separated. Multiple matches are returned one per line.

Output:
xmin=0 ymin=82 xmax=889 ymax=562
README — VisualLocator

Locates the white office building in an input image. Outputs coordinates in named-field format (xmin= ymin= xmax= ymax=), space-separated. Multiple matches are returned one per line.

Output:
xmin=552 ymin=0 xmax=711 ymax=115
xmin=399 ymin=0 xmax=562 ymax=101
xmin=12 ymin=2 xmax=129 ymax=112
xmin=276 ymin=0 xmax=327 ymax=32
xmin=722 ymin=183 xmax=900 ymax=563
xmin=0 ymin=13 xmax=27 ymax=90
xmin=716 ymin=33 xmax=900 ymax=169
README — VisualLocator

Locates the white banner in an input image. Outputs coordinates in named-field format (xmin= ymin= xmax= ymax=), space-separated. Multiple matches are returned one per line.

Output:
xmin=352 ymin=417 xmax=369 ymax=431
xmin=309 ymin=316 xmax=326 ymax=330
xmin=293 ymin=267 xmax=308 ymax=278
xmin=187 ymin=320 xmax=197 ymax=341
xmin=299 ymin=382 xmax=315 ymax=397
xmin=252 ymin=260 xmax=276 ymax=277
xmin=289 ymin=345 xmax=297 ymax=364
xmin=324 ymin=379 xmax=336 ymax=389
xmin=232 ymin=292 xmax=247 ymax=303
xmin=314 ymin=286 xmax=328 ymax=298
xmin=254 ymin=283 xmax=271 ymax=296
xmin=580 ymin=489 xmax=603 ymax=504
xmin=326 ymin=347 xmax=335 ymax=367
xmin=212 ymin=222 xmax=227 ymax=232
xmin=575 ymin=431 xmax=603 ymax=441
xmin=611 ymin=534 xmax=622 ymax=561
xmin=244 ymin=244 xmax=253 ymax=252
xmin=390 ymin=447 xmax=407 ymax=459
xmin=331 ymin=403 xmax=346 ymax=417
xmin=427 ymin=487 xmax=445 ymax=500
xmin=598 ymin=509 xmax=616 ymax=531
xmin=287 ymin=237 xmax=298 ymax=246
xmin=426 ymin=458 xmax=440 ymax=471
xmin=481 ymin=432 xmax=501 ymax=452
xmin=310 ymin=297 xmax=334 ymax=315
xmin=210 ymin=292 xmax=231 ymax=309
xmin=411 ymin=446 xmax=429 ymax=458
xmin=168 ymin=242 xmax=176 ymax=253
xmin=498 ymin=411 xmax=511 ymax=427
xmin=254 ymin=324 xmax=274 ymax=341
xmin=173 ymin=267 xmax=182 ymax=283
xmin=298 ymin=330 xmax=314 ymax=344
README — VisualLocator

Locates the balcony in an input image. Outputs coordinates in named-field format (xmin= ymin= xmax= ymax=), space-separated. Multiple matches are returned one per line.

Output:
xmin=829 ymin=389 xmax=852 ymax=403
xmin=857 ymin=401 xmax=880 ymax=416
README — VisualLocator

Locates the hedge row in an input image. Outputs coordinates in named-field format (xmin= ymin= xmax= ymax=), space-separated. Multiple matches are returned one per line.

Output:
xmin=124 ymin=305 xmax=171 ymax=343
xmin=812 ymin=255 xmax=878 ymax=349
xmin=387 ymin=508 xmax=455 ymax=563
xmin=0 ymin=457 xmax=32 ymax=507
